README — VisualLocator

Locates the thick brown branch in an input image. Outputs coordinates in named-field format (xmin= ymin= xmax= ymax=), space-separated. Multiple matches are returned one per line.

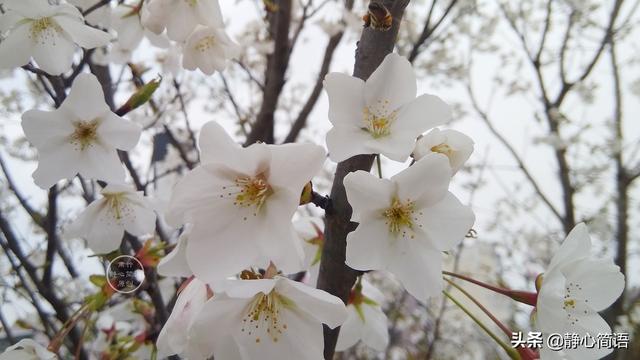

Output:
xmin=316 ymin=1 xmax=410 ymax=358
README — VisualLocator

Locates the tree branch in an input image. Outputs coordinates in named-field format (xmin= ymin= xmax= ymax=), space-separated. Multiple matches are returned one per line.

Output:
xmin=316 ymin=1 xmax=410 ymax=358
xmin=245 ymin=0 xmax=293 ymax=145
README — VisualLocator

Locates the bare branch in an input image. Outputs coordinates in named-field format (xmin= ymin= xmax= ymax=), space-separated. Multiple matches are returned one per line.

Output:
xmin=245 ymin=0 xmax=293 ymax=145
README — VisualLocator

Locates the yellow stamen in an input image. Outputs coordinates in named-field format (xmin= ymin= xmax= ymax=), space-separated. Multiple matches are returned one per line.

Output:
xmin=383 ymin=198 xmax=416 ymax=235
xmin=195 ymin=36 xmax=216 ymax=52
xmin=241 ymin=290 xmax=293 ymax=344
xmin=233 ymin=175 xmax=273 ymax=211
xmin=431 ymin=143 xmax=454 ymax=158
xmin=69 ymin=120 xmax=100 ymax=151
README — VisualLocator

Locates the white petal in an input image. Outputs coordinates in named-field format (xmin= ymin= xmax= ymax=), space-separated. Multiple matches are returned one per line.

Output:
xmin=387 ymin=236 xmax=443 ymax=302
xmin=0 ymin=22 xmax=33 ymax=69
xmin=157 ymin=232 xmax=192 ymax=278
xmin=562 ymin=258 xmax=624 ymax=312
xmin=326 ymin=125 xmax=374 ymax=163
xmin=416 ymin=193 xmax=475 ymax=251
xmin=186 ymin=220 xmax=262 ymax=283
xmin=79 ymin=145 xmax=126 ymax=183
xmin=122 ymin=198 xmax=156 ymax=237
xmin=32 ymin=142 xmax=81 ymax=189
xmin=276 ymin=277 xmax=347 ymax=329
xmin=62 ymin=73 xmax=110 ymax=121
xmin=335 ymin=306 xmax=364 ymax=351
xmin=195 ymin=0 xmax=224 ymax=27
xmin=98 ymin=112 xmax=142 ymax=151
xmin=364 ymin=129 xmax=417 ymax=162
xmin=343 ymin=170 xmax=394 ymax=223
xmin=198 ymin=121 xmax=241 ymax=164
xmin=222 ymin=278 xmax=277 ymax=299
xmin=267 ymin=142 xmax=326 ymax=191
xmin=21 ymin=108 xmax=74 ymax=148
xmin=361 ymin=304 xmax=389 ymax=351
xmin=75 ymin=199 xmax=126 ymax=254
xmin=548 ymin=223 xmax=592 ymax=271
xmin=55 ymin=14 xmax=112 ymax=49
xmin=157 ymin=278 xmax=209 ymax=358
xmin=31 ymin=29 xmax=76 ymax=75
xmin=188 ymin=295 xmax=246 ymax=359
xmin=165 ymin=165 xmax=228 ymax=226
xmin=324 ymin=72 xmax=366 ymax=128
xmin=345 ymin=219 xmax=392 ymax=271
xmin=395 ymin=94 xmax=452 ymax=134
xmin=364 ymin=53 xmax=416 ymax=112
xmin=392 ymin=153 xmax=451 ymax=204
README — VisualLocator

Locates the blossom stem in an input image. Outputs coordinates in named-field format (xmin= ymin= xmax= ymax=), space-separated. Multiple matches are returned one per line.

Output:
xmin=442 ymin=271 xmax=537 ymax=306
xmin=442 ymin=290 xmax=521 ymax=360
xmin=376 ymin=154 xmax=383 ymax=178
xmin=444 ymin=278 xmax=513 ymax=336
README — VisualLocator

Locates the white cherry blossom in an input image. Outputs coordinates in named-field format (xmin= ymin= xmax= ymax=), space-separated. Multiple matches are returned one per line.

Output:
xmin=335 ymin=278 xmax=389 ymax=352
xmin=0 ymin=339 xmax=56 ymax=360
xmin=68 ymin=0 xmax=111 ymax=28
xmin=166 ymin=121 xmax=326 ymax=283
xmin=0 ymin=0 xmax=111 ymax=75
xmin=324 ymin=53 xmax=452 ymax=163
xmin=109 ymin=2 xmax=170 ymax=64
xmin=413 ymin=128 xmax=474 ymax=174
xmin=157 ymin=277 xmax=211 ymax=359
xmin=536 ymin=223 xmax=625 ymax=360
xmin=141 ymin=0 xmax=223 ymax=42
xmin=294 ymin=217 xmax=324 ymax=287
xmin=66 ymin=183 xmax=156 ymax=254
xmin=182 ymin=25 xmax=240 ymax=75
xmin=187 ymin=276 xmax=347 ymax=360
xmin=21 ymin=73 xmax=142 ymax=188
xmin=344 ymin=153 xmax=475 ymax=302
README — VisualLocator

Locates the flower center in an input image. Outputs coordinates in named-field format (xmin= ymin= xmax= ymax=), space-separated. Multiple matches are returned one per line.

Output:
xmin=431 ymin=143 xmax=454 ymax=158
xmin=363 ymin=107 xmax=396 ymax=139
xmin=69 ymin=120 xmax=100 ymax=151
xmin=103 ymin=193 xmax=130 ymax=221
xmin=383 ymin=198 xmax=417 ymax=236
xmin=185 ymin=0 xmax=198 ymax=6
xmin=29 ymin=17 xmax=62 ymax=43
xmin=241 ymin=290 xmax=293 ymax=344
xmin=195 ymin=35 xmax=216 ymax=52
xmin=562 ymin=281 xmax=589 ymax=326
xmin=233 ymin=175 xmax=273 ymax=211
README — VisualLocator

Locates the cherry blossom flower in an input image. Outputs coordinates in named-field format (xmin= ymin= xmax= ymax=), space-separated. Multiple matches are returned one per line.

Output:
xmin=343 ymin=153 xmax=475 ymax=301
xmin=109 ymin=2 xmax=169 ymax=64
xmin=141 ymin=0 xmax=223 ymax=42
xmin=166 ymin=121 xmax=326 ymax=283
xmin=66 ymin=183 xmax=156 ymax=254
xmin=324 ymin=53 xmax=452 ymax=162
xmin=182 ymin=25 xmax=240 ymax=75
xmin=294 ymin=217 xmax=324 ymax=287
xmin=187 ymin=275 xmax=347 ymax=360
xmin=413 ymin=128 xmax=474 ymax=174
xmin=535 ymin=223 xmax=625 ymax=360
xmin=21 ymin=73 xmax=142 ymax=188
xmin=336 ymin=278 xmax=389 ymax=352
xmin=157 ymin=277 xmax=211 ymax=359
xmin=157 ymin=226 xmax=192 ymax=278
xmin=0 ymin=339 xmax=56 ymax=360
xmin=68 ymin=0 xmax=111 ymax=28
xmin=0 ymin=0 xmax=111 ymax=75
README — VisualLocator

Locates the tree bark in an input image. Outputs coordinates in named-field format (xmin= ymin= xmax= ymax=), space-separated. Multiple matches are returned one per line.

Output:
xmin=316 ymin=1 xmax=411 ymax=358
